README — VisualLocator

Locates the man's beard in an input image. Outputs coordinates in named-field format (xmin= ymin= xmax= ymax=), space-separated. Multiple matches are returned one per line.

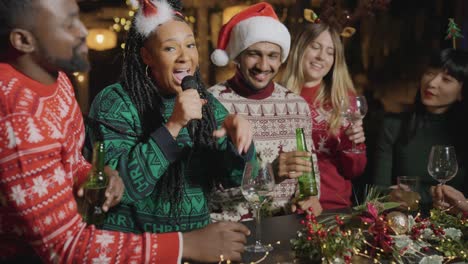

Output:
xmin=54 ymin=47 xmax=90 ymax=73
xmin=40 ymin=42 xmax=90 ymax=74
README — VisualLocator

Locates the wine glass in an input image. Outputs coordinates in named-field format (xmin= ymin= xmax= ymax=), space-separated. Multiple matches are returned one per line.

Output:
xmin=340 ymin=95 xmax=368 ymax=153
xmin=427 ymin=145 xmax=458 ymax=186
xmin=241 ymin=160 xmax=275 ymax=253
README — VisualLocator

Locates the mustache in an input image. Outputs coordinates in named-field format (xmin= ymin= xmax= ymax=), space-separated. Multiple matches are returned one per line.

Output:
xmin=73 ymin=38 xmax=87 ymax=51
xmin=250 ymin=68 xmax=273 ymax=74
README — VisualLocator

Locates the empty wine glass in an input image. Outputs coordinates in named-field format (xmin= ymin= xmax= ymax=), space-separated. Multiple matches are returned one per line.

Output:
xmin=340 ymin=95 xmax=368 ymax=153
xmin=241 ymin=160 xmax=275 ymax=253
xmin=427 ymin=145 xmax=458 ymax=186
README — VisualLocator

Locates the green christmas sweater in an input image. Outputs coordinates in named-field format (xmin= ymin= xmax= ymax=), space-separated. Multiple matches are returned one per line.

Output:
xmin=87 ymin=83 xmax=253 ymax=233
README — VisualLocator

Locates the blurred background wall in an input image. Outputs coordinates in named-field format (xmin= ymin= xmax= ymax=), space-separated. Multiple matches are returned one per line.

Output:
xmin=74 ymin=0 xmax=468 ymax=115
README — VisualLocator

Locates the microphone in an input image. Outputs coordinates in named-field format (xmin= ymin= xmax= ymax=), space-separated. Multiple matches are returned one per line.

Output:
xmin=181 ymin=75 xmax=198 ymax=92
xmin=181 ymin=75 xmax=200 ymax=139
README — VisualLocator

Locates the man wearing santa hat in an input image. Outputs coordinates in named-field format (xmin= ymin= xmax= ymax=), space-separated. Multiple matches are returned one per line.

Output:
xmin=209 ymin=2 xmax=322 ymax=221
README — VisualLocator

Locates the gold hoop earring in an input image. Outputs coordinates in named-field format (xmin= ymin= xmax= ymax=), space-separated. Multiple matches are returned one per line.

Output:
xmin=145 ymin=65 xmax=150 ymax=78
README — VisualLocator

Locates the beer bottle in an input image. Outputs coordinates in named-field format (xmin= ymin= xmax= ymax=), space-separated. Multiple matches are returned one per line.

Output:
xmin=82 ymin=141 xmax=108 ymax=226
xmin=295 ymin=128 xmax=318 ymax=198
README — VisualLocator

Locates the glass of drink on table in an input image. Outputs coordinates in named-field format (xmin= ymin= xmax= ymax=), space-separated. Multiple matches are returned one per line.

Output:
xmin=241 ymin=158 xmax=275 ymax=253
xmin=397 ymin=176 xmax=421 ymax=212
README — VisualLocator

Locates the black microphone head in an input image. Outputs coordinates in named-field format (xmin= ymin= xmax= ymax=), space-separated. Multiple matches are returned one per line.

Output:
xmin=181 ymin=75 xmax=198 ymax=91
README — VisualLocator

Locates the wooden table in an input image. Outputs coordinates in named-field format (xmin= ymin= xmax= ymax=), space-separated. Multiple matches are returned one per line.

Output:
xmin=241 ymin=213 xmax=302 ymax=263
xmin=241 ymin=209 xmax=350 ymax=263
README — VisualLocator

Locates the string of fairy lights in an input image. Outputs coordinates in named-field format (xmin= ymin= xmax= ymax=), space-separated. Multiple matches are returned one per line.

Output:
xmin=113 ymin=0 xmax=196 ymax=50
xmin=73 ymin=0 xmax=196 ymax=84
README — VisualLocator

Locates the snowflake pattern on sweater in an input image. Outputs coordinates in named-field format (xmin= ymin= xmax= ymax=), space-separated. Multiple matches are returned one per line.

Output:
xmin=301 ymin=86 xmax=366 ymax=209
xmin=209 ymin=82 xmax=320 ymax=221
xmin=0 ymin=63 xmax=181 ymax=263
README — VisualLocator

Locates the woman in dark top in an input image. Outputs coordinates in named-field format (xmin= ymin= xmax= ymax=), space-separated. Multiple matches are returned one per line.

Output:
xmin=373 ymin=48 xmax=468 ymax=212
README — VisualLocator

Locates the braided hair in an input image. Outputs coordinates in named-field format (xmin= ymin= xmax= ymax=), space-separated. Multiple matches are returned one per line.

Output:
xmin=121 ymin=13 xmax=219 ymax=219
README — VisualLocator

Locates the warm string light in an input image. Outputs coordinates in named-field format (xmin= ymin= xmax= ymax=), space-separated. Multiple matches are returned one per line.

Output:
xmin=111 ymin=2 xmax=197 ymax=49
xmin=73 ymin=72 xmax=86 ymax=83
xmin=212 ymin=244 xmax=273 ymax=264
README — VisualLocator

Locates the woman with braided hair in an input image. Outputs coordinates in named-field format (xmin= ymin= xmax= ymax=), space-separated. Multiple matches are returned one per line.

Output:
xmin=87 ymin=0 xmax=254 ymax=235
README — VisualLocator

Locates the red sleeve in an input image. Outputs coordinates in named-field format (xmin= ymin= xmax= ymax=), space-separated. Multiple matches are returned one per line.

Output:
xmin=0 ymin=91 xmax=182 ymax=264
xmin=74 ymin=153 xmax=92 ymax=189
xmin=338 ymin=150 xmax=367 ymax=179
xmin=337 ymin=133 xmax=367 ymax=179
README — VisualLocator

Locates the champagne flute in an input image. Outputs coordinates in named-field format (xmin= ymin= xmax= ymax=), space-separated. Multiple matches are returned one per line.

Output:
xmin=340 ymin=95 xmax=368 ymax=153
xmin=427 ymin=145 xmax=458 ymax=185
xmin=241 ymin=160 xmax=275 ymax=253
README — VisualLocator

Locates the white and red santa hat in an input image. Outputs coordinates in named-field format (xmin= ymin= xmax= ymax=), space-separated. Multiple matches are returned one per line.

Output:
xmin=211 ymin=2 xmax=291 ymax=67
xmin=131 ymin=0 xmax=182 ymax=37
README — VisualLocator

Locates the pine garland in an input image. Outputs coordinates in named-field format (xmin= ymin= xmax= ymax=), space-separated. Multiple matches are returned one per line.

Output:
xmin=291 ymin=186 xmax=468 ymax=263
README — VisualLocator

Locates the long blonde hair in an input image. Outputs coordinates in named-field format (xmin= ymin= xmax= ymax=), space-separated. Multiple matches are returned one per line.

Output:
xmin=281 ymin=23 xmax=355 ymax=134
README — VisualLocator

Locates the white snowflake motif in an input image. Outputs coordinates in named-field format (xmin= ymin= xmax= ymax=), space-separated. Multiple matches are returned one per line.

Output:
xmin=317 ymin=135 xmax=330 ymax=154
xmin=96 ymin=233 xmax=115 ymax=248
xmin=44 ymin=216 xmax=53 ymax=225
xmin=92 ymin=254 xmax=111 ymax=264
xmin=49 ymin=250 xmax=59 ymax=263
xmin=53 ymin=167 xmax=66 ymax=185
xmin=57 ymin=210 xmax=66 ymax=220
xmin=32 ymin=176 xmax=48 ymax=197
xmin=68 ymin=201 xmax=75 ymax=210
xmin=67 ymin=156 xmax=74 ymax=167
xmin=33 ymin=226 xmax=40 ymax=234
xmin=10 ymin=185 xmax=26 ymax=205
xmin=133 ymin=246 xmax=141 ymax=254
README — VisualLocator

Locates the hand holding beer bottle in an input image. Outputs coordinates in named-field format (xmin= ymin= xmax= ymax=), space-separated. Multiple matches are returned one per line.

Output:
xmin=295 ymin=128 xmax=318 ymax=198
xmin=81 ymin=142 xmax=108 ymax=226
xmin=291 ymin=128 xmax=322 ymax=215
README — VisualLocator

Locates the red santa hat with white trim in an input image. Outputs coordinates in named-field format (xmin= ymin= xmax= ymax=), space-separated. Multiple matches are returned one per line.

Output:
xmin=211 ymin=2 xmax=291 ymax=67
xmin=131 ymin=0 xmax=182 ymax=37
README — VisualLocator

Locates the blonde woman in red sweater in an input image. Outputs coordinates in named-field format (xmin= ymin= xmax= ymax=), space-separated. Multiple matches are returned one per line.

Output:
xmin=281 ymin=22 xmax=366 ymax=210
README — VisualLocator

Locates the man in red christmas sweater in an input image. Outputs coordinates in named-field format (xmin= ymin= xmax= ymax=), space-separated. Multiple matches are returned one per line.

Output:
xmin=0 ymin=0 xmax=249 ymax=263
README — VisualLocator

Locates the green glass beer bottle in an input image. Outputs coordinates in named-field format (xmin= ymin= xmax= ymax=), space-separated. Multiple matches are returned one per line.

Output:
xmin=82 ymin=141 xmax=108 ymax=226
xmin=296 ymin=128 xmax=318 ymax=198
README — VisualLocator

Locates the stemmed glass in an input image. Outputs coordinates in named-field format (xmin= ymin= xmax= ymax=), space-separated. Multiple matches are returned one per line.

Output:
xmin=427 ymin=145 xmax=458 ymax=189
xmin=340 ymin=95 xmax=368 ymax=153
xmin=241 ymin=160 xmax=275 ymax=253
